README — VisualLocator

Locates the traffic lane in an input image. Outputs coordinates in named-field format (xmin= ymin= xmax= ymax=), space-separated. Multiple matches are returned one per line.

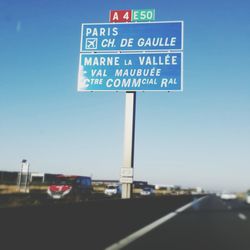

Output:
xmin=124 ymin=195 xmax=250 ymax=250
xmin=0 ymin=195 xmax=202 ymax=250
xmin=124 ymin=196 xmax=250 ymax=250
xmin=192 ymin=195 xmax=249 ymax=212
xmin=219 ymin=197 xmax=250 ymax=211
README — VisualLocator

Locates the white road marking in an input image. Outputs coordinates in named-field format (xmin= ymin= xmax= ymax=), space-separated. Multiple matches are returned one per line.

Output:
xmin=238 ymin=213 xmax=247 ymax=220
xmin=105 ymin=196 xmax=207 ymax=250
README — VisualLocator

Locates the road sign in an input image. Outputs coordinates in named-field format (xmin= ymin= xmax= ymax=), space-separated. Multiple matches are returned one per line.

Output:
xmin=121 ymin=168 xmax=133 ymax=177
xmin=109 ymin=9 xmax=155 ymax=23
xmin=120 ymin=177 xmax=133 ymax=184
xmin=80 ymin=21 xmax=183 ymax=52
xmin=110 ymin=10 xmax=132 ymax=23
xmin=21 ymin=160 xmax=29 ymax=173
xmin=18 ymin=160 xmax=30 ymax=193
xmin=132 ymin=9 xmax=155 ymax=22
xmin=78 ymin=52 xmax=183 ymax=92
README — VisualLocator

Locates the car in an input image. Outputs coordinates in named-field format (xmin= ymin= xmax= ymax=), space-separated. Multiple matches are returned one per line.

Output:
xmin=47 ymin=175 xmax=92 ymax=201
xmin=220 ymin=192 xmax=237 ymax=200
xmin=245 ymin=191 xmax=250 ymax=204
xmin=104 ymin=185 xmax=121 ymax=196
xmin=140 ymin=187 xmax=154 ymax=196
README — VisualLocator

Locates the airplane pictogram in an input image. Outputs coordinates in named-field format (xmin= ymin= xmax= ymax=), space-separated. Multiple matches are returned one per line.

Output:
xmin=85 ymin=38 xmax=98 ymax=49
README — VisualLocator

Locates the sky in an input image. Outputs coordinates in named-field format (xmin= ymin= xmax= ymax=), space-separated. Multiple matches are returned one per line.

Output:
xmin=0 ymin=0 xmax=250 ymax=192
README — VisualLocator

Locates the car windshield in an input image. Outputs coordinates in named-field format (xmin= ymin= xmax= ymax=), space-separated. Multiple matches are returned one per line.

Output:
xmin=53 ymin=177 xmax=75 ymax=185
xmin=107 ymin=186 xmax=116 ymax=190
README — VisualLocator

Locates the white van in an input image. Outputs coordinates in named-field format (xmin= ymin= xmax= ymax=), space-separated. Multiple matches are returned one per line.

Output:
xmin=246 ymin=191 xmax=250 ymax=204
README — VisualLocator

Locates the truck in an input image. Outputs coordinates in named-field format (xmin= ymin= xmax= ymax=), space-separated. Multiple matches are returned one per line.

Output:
xmin=47 ymin=175 xmax=92 ymax=201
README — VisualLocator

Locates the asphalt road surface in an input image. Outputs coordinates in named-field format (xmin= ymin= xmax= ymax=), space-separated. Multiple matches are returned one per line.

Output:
xmin=1 ymin=194 xmax=250 ymax=250
xmin=0 ymin=195 xmax=198 ymax=250
xmin=112 ymin=195 xmax=250 ymax=250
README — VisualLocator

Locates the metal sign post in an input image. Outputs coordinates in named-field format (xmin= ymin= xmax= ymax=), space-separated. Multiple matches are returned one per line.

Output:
xmin=121 ymin=91 xmax=136 ymax=199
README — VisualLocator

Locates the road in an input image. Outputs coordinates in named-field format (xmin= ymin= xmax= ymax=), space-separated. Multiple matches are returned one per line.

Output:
xmin=0 ymin=195 xmax=199 ymax=250
xmin=1 ymin=194 xmax=250 ymax=250
xmin=110 ymin=195 xmax=250 ymax=250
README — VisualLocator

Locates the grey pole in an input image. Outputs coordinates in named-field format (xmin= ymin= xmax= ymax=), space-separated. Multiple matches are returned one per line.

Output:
xmin=121 ymin=91 xmax=136 ymax=199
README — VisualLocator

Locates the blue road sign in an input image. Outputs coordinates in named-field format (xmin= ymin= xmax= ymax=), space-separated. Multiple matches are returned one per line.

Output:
xmin=80 ymin=21 xmax=183 ymax=52
xmin=77 ymin=52 xmax=183 ymax=92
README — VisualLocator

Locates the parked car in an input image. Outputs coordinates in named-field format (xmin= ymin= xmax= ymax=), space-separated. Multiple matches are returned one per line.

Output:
xmin=140 ymin=187 xmax=154 ymax=196
xmin=47 ymin=175 xmax=92 ymax=201
xmin=104 ymin=185 xmax=121 ymax=196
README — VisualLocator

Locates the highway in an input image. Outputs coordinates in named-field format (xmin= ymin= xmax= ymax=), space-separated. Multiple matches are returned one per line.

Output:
xmin=1 ymin=194 xmax=250 ymax=250
xmin=0 ymin=195 xmax=200 ymax=250
xmin=109 ymin=195 xmax=250 ymax=250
